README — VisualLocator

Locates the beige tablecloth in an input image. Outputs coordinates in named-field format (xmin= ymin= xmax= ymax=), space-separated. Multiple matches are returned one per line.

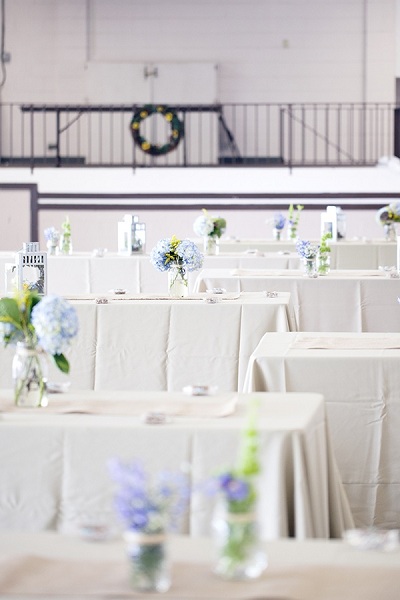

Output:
xmin=0 ymin=292 xmax=296 ymax=392
xmin=0 ymin=390 xmax=353 ymax=539
xmin=0 ymin=533 xmax=398 ymax=599
xmin=243 ymin=331 xmax=400 ymax=529
xmin=194 ymin=268 xmax=400 ymax=332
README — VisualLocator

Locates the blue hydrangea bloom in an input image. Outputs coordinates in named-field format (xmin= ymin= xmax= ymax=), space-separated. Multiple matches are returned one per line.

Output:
xmin=44 ymin=227 xmax=60 ymax=243
xmin=150 ymin=237 xmax=203 ymax=273
xmin=193 ymin=215 xmax=214 ymax=237
xmin=388 ymin=202 xmax=400 ymax=220
xmin=376 ymin=206 xmax=391 ymax=225
xmin=176 ymin=239 xmax=203 ymax=271
xmin=0 ymin=322 xmax=23 ymax=346
xmin=31 ymin=295 xmax=79 ymax=355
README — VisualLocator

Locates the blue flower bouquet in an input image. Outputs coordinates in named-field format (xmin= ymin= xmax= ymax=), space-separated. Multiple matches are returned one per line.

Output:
xmin=193 ymin=209 xmax=226 ymax=255
xmin=0 ymin=290 xmax=78 ymax=406
xmin=108 ymin=458 xmax=189 ymax=592
xmin=150 ymin=235 xmax=203 ymax=296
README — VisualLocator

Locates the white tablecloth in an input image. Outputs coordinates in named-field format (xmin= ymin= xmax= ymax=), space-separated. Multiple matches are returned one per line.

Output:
xmin=0 ymin=251 xmax=301 ymax=295
xmin=214 ymin=238 xmax=397 ymax=269
xmin=0 ymin=292 xmax=296 ymax=392
xmin=243 ymin=331 xmax=400 ymax=529
xmin=194 ymin=268 xmax=400 ymax=332
xmin=1 ymin=242 xmax=395 ymax=297
xmin=0 ymin=390 xmax=353 ymax=540
xmin=0 ymin=533 xmax=398 ymax=599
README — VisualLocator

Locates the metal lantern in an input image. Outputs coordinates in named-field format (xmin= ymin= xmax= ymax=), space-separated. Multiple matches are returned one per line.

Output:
xmin=15 ymin=242 xmax=47 ymax=295
xmin=117 ymin=214 xmax=146 ymax=254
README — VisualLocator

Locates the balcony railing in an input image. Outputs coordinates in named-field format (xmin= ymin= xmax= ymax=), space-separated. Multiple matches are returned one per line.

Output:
xmin=0 ymin=102 xmax=395 ymax=168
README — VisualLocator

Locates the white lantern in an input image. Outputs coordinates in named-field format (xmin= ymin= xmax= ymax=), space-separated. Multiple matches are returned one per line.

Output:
xmin=117 ymin=214 xmax=146 ymax=254
xmin=15 ymin=242 xmax=47 ymax=295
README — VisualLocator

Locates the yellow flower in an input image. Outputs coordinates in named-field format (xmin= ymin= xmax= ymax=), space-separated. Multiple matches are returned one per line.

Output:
xmin=170 ymin=234 xmax=181 ymax=249
xmin=165 ymin=113 xmax=173 ymax=122
xmin=132 ymin=122 xmax=140 ymax=130
xmin=141 ymin=142 xmax=151 ymax=151
xmin=156 ymin=106 xmax=164 ymax=112
xmin=140 ymin=111 xmax=148 ymax=119
xmin=172 ymin=130 xmax=179 ymax=139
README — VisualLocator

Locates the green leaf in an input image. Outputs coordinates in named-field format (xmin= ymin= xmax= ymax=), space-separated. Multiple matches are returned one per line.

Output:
xmin=25 ymin=292 xmax=41 ymax=320
xmin=0 ymin=298 xmax=22 ymax=327
xmin=53 ymin=353 xmax=70 ymax=374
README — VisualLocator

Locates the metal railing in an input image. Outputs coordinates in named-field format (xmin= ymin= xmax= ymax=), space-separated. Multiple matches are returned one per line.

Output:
xmin=0 ymin=102 xmax=395 ymax=168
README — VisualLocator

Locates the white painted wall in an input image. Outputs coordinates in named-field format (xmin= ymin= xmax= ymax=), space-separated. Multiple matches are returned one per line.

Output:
xmin=35 ymin=205 xmax=390 ymax=254
xmin=0 ymin=0 xmax=396 ymax=105
xmin=0 ymin=1 xmax=399 ymax=251
xmin=0 ymin=163 xmax=399 ymax=251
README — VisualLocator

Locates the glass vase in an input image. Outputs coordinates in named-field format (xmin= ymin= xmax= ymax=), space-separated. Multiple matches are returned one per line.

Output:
xmin=383 ymin=223 xmax=397 ymax=242
xmin=168 ymin=265 xmax=188 ymax=298
xmin=272 ymin=227 xmax=282 ymax=241
xmin=12 ymin=342 xmax=48 ymax=407
xmin=303 ymin=257 xmax=318 ymax=278
xmin=59 ymin=234 xmax=72 ymax=255
xmin=124 ymin=531 xmax=171 ymax=593
xmin=317 ymin=252 xmax=331 ymax=275
xmin=287 ymin=226 xmax=298 ymax=242
xmin=203 ymin=236 xmax=219 ymax=256
xmin=46 ymin=240 xmax=59 ymax=256
xmin=212 ymin=502 xmax=267 ymax=580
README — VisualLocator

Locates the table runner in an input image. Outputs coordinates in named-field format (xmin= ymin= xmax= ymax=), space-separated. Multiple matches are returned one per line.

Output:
xmin=64 ymin=293 xmax=241 ymax=301
xmin=231 ymin=268 xmax=386 ymax=278
xmin=231 ymin=268 xmax=289 ymax=277
xmin=292 ymin=336 xmax=400 ymax=349
xmin=0 ymin=395 xmax=238 ymax=418
xmin=0 ymin=554 xmax=398 ymax=599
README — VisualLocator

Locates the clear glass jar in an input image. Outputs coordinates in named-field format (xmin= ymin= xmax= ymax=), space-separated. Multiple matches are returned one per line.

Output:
xmin=12 ymin=342 xmax=48 ymax=407
xmin=168 ymin=265 xmax=189 ymax=297
xmin=287 ymin=226 xmax=298 ymax=242
xmin=383 ymin=223 xmax=397 ymax=242
xmin=272 ymin=227 xmax=282 ymax=241
xmin=317 ymin=252 xmax=331 ymax=275
xmin=59 ymin=234 xmax=72 ymax=255
xmin=303 ymin=257 xmax=318 ymax=278
xmin=212 ymin=502 xmax=267 ymax=580
xmin=203 ymin=236 xmax=219 ymax=255
xmin=124 ymin=531 xmax=171 ymax=593
xmin=46 ymin=239 xmax=59 ymax=256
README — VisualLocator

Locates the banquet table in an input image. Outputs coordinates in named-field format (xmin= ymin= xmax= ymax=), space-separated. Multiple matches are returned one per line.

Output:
xmin=242 ymin=331 xmax=400 ymax=529
xmin=0 ymin=390 xmax=353 ymax=540
xmin=194 ymin=268 xmax=400 ymax=332
xmin=0 ymin=292 xmax=297 ymax=393
xmin=0 ymin=250 xmax=301 ymax=296
xmin=214 ymin=238 xmax=397 ymax=269
xmin=0 ymin=533 xmax=399 ymax=600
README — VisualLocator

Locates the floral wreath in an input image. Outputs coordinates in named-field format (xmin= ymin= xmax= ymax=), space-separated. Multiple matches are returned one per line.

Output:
xmin=130 ymin=104 xmax=184 ymax=156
